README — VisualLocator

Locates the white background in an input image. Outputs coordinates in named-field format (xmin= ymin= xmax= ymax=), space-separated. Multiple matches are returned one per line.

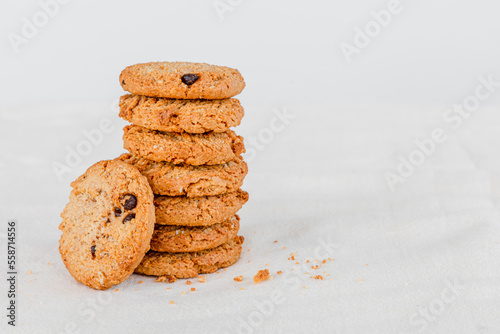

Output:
xmin=1 ymin=1 xmax=500 ymax=333
xmin=1 ymin=0 xmax=500 ymax=107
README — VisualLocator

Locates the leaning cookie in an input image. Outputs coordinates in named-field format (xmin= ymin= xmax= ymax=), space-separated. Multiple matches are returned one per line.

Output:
xmin=119 ymin=94 xmax=244 ymax=133
xmin=59 ymin=160 xmax=155 ymax=290
xmin=150 ymin=215 xmax=240 ymax=253
xmin=155 ymin=189 xmax=248 ymax=226
xmin=123 ymin=125 xmax=245 ymax=165
xmin=116 ymin=154 xmax=248 ymax=197
xmin=120 ymin=62 xmax=245 ymax=99
xmin=135 ymin=236 xmax=244 ymax=278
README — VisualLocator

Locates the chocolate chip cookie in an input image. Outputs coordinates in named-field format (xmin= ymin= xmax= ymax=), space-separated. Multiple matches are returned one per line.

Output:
xmin=120 ymin=62 xmax=245 ymax=99
xmin=123 ymin=125 xmax=245 ymax=165
xmin=119 ymin=94 xmax=244 ymax=133
xmin=59 ymin=160 xmax=155 ymax=290
xmin=155 ymin=189 xmax=248 ymax=226
xmin=116 ymin=154 xmax=247 ymax=197
xmin=150 ymin=215 xmax=240 ymax=253
xmin=135 ymin=236 xmax=244 ymax=278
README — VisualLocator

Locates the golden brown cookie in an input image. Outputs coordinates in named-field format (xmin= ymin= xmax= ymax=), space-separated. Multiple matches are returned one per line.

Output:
xmin=155 ymin=189 xmax=248 ymax=226
xmin=59 ymin=160 xmax=155 ymax=290
xmin=150 ymin=215 xmax=240 ymax=253
xmin=116 ymin=154 xmax=248 ymax=197
xmin=123 ymin=125 xmax=245 ymax=165
xmin=135 ymin=236 xmax=244 ymax=278
xmin=119 ymin=94 xmax=244 ymax=133
xmin=119 ymin=62 xmax=245 ymax=99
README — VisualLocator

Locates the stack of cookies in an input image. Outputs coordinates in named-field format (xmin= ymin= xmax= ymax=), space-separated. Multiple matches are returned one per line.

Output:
xmin=117 ymin=62 xmax=248 ymax=280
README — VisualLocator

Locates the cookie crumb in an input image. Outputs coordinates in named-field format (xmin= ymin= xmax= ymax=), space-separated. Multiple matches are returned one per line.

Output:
xmin=240 ymin=287 xmax=244 ymax=290
xmin=191 ymin=287 xmax=196 ymax=292
xmin=138 ymin=280 xmax=144 ymax=284
xmin=234 ymin=276 xmax=243 ymax=282
xmin=311 ymin=265 xmax=319 ymax=270
xmin=277 ymin=271 xmax=283 ymax=275
xmin=303 ymin=286 xmax=307 ymax=289
xmin=323 ymin=259 xmax=327 ymax=264
xmin=27 ymin=270 xmax=32 ymax=275
xmin=167 ymin=275 xmax=177 ymax=283
xmin=197 ymin=275 xmax=206 ymax=283
xmin=274 ymin=240 xmax=278 ymax=243
xmin=181 ymin=291 xmax=186 ymax=295
xmin=115 ymin=289 xmax=119 ymax=292
xmin=283 ymin=246 xmax=286 ymax=249
xmin=170 ymin=301 xmax=175 ymax=304
xmin=186 ymin=280 xmax=192 ymax=285
xmin=156 ymin=276 xmax=168 ymax=282
xmin=288 ymin=252 xmax=298 ymax=261
xmin=254 ymin=269 xmax=270 ymax=284
xmin=358 ymin=278 xmax=364 ymax=282
xmin=312 ymin=275 xmax=323 ymax=280
xmin=134 ymin=289 xmax=138 ymax=291
xmin=48 ymin=262 xmax=51 ymax=265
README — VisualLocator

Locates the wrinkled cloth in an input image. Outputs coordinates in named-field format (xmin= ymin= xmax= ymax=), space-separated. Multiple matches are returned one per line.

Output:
xmin=1 ymin=103 xmax=499 ymax=334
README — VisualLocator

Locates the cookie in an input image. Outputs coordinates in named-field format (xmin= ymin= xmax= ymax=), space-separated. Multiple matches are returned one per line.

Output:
xmin=155 ymin=189 xmax=248 ymax=226
xmin=59 ymin=160 xmax=155 ymax=290
xmin=120 ymin=62 xmax=245 ymax=99
xmin=116 ymin=154 xmax=248 ymax=197
xmin=150 ymin=215 xmax=240 ymax=253
xmin=119 ymin=94 xmax=244 ymax=134
xmin=135 ymin=236 xmax=244 ymax=278
xmin=123 ymin=125 xmax=245 ymax=165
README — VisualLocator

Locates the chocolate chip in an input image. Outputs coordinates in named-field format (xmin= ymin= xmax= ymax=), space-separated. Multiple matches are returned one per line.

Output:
xmin=122 ymin=194 xmax=137 ymax=210
xmin=123 ymin=213 xmax=136 ymax=224
xmin=91 ymin=245 xmax=96 ymax=259
xmin=121 ymin=79 xmax=126 ymax=85
xmin=114 ymin=207 xmax=122 ymax=217
xmin=181 ymin=74 xmax=199 ymax=85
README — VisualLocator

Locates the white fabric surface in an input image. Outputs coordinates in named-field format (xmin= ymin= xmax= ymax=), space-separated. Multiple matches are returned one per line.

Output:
xmin=1 ymin=103 xmax=500 ymax=334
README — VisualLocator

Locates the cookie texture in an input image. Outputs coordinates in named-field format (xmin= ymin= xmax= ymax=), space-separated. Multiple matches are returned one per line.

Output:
xmin=59 ymin=160 xmax=155 ymax=290
xmin=135 ymin=236 xmax=244 ymax=278
xmin=119 ymin=94 xmax=244 ymax=133
xmin=120 ymin=62 xmax=245 ymax=99
xmin=155 ymin=189 xmax=248 ymax=226
xmin=116 ymin=154 xmax=247 ymax=197
xmin=150 ymin=215 xmax=240 ymax=253
xmin=123 ymin=125 xmax=245 ymax=165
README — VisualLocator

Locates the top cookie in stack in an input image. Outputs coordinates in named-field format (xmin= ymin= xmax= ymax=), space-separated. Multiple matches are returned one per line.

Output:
xmin=117 ymin=61 xmax=248 ymax=279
